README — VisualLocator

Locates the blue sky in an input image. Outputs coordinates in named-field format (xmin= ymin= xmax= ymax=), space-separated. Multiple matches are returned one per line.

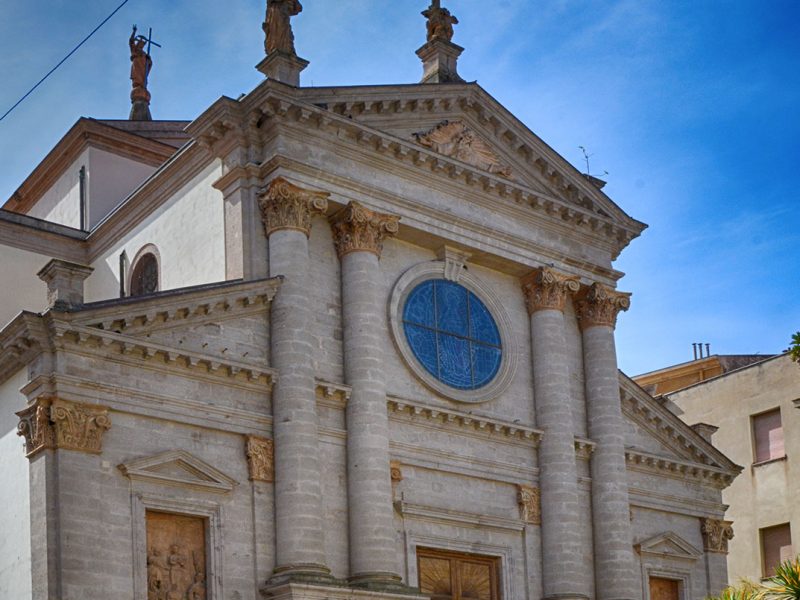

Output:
xmin=0 ymin=1 xmax=798 ymax=375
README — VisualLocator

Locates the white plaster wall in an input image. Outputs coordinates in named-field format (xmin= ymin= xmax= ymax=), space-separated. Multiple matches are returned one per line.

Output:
xmin=86 ymin=159 xmax=226 ymax=302
xmin=0 ymin=245 xmax=50 ymax=328
xmin=25 ymin=149 xmax=88 ymax=228
xmin=87 ymin=148 xmax=157 ymax=229
xmin=0 ymin=369 xmax=32 ymax=599
xmin=670 ymin=355 xmax=800 ymax=583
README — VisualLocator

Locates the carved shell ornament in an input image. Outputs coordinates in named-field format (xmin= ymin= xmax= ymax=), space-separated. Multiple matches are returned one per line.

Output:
xmin=414 ymin=120 xmax=513 ymax=179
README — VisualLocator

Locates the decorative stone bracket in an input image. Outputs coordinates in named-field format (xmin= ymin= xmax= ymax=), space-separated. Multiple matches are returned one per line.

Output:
xmin=17 ymin=396 xmax=111 ymax=458
xmin=246 ymin=435 xmax=275 ymax=482
xmin=700 ymin=518 xmax=734 ymax=554
xmin=517 ymin=484 xmax=541 ymax=525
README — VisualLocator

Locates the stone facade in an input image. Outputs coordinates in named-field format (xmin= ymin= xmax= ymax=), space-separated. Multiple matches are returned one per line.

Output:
xmin=0 ymin=9 xmax=742 ymax=600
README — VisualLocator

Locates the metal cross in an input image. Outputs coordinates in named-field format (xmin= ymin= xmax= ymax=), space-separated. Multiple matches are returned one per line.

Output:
xmin=141 ymin=27 xmax=162 ymax=57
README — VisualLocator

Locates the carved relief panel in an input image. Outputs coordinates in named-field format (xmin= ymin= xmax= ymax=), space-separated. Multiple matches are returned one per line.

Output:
xmin=146 ymin=511 xmax=207 ymax=600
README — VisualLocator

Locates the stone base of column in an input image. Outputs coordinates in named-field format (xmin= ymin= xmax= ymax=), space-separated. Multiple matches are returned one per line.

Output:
xmin=261 ymin=582 xmax=429 ymax=600
xmin=348 ymin=572 xmax=420 ymax=595
xmin=268 ymin=563 xmax=337 ymax=586
xmin=543 ymin=594 xmax=590 ymax=600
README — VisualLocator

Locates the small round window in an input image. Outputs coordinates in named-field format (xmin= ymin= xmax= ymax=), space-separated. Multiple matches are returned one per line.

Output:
xmin=402 ymin=280 xmax=502 ymax=390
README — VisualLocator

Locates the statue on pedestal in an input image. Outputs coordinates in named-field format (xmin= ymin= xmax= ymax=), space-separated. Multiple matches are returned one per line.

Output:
xmin=422 ymin=0 xmax=459 ymax=43
xmin=263 ymin=0 xmax=303 ymax=55
xmin=129 ymin=26 xmax=153 ymax=98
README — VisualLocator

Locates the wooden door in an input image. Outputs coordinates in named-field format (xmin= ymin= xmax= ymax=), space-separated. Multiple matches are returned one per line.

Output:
xmin=418 ymin=548 xmax=499 ymax=600
xmin=649 ymin=577 xmax=680 ymax=600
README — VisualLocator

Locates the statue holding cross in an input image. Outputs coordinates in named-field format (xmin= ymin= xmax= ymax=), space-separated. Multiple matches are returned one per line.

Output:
xmin=128 ymin=25 xmax=160 ymax=121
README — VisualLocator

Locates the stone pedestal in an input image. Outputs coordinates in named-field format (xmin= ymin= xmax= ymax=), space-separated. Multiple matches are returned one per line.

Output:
xmin=37 ymin=259 xmax=93 ymax=310
xmin=257 ymin=52 xmax=310 ymax=87
xmin=259 ymin=178 xmax=332 ymax=581
xmin=576 ymin=284 xmax=638 ymax=600
xmin=330 ymin=202 xmax=404 ymax=589
xmin=416 ymin=39 xmax=465 ymax=84
xmin=521 ymin=268 xmax=587 ymax=600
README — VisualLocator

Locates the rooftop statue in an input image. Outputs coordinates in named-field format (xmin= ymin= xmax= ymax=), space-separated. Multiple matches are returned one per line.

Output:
xmin=263 ymin=0 xmax=303 ymax=55
xmin=422 ymin=0 xmax=459 ymax=43
xmin=129 ymin=26 xmax=153 ymax=93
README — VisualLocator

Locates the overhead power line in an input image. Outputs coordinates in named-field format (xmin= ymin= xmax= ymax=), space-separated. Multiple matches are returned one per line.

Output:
xmin=0 ymin=0 xmax=132 ymax=123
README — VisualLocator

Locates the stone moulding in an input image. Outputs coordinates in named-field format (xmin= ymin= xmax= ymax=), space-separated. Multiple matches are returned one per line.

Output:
xmin=246 ymin=435 xmax=275 ymax=482
xmin=395 ymin=501 xmax=525 ymax=533
xmin=635 ymin=532 xmax=702 ymax=562
xmin=700 ymin=518 xmax=734 ymax=554
xmin=625 ymin=449 xmax=733 ymax=488
xmin=17 ymin=396 xmax=111 ymax=457
xmin=329 ymin=201 xmax=400 ymax=259
xmin=574 ymin=438 xmax=596 ymax=460
xmin=517 ymin=484 xmax=541 ymax=525
xmin=258 ymin=176 xmax=329 ymax=237
xmin=387 ymin=397 xmax=542 ymax=445
xmin=119 ymin=449 xmax=238 ymax=494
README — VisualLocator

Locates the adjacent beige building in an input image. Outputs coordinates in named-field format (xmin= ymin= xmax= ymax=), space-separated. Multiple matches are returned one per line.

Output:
xmin=0 ymin=3 xmax=743 ymax=600
xmin=650 ymin=354 xmax=799 ymax=583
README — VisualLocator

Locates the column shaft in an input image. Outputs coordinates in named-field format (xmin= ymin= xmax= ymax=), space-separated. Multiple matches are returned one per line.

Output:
xmin=578 ymin=284 xmax=638 ymax=600
xmin=523 ymin=268 xmax=586 ymax=600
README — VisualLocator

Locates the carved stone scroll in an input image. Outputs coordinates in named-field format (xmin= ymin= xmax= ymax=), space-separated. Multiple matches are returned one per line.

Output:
xmin=245 ymin=436 xmax=274 ymax=482
xmin=329 ymin=201 xmax=400 ymax=259
xmin=575 ymin=283 xmax=631 ymax=330
xmin=146 ymin=511 xmax=207 ymax=600
xmin=17 ymin=397 xmax=110 ymax=457
xmin=520 ymin=267 xmax=580 ymax=314
xmin=700 ymin=518 xmax=734 ymax=554
xmin=50 ymin=399 xmax=111 ymax=454
xmin=258 ymin=177 xmax=329 ymax=237
xmin=390 ymin=460 xmax=403 ymax=483
xmin=517 ymin=484 xmax=541 ymax=525
xmin=16 ymin=396 xmax=56 ymax=458
xmin=414 ymin=121 xmax=513 ymax=178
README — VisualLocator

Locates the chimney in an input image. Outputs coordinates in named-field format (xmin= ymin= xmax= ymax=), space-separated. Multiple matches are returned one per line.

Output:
xmin=37 ymin=259 xmax=94 ymax=310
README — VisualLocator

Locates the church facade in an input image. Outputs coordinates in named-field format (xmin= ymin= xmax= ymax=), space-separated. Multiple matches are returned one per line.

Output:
xmin=0 ymin=4 xmax=740 ymax=600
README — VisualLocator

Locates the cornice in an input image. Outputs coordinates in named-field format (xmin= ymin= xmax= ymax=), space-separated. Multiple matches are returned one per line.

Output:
xmin=189 ymin=85 xmax=643 ymax=260
xmin=0 ymin=210 xmax=88 ymax=263
xmin=625 ymin=448 xmax=734 ymax=489
xmin=619 ymin=373 xmax=742 ymax=480
xmin=394 ymin=501 xmax=525 ymax=532
xmin=0 ymin=312 xmax=50 ymax=386
xmin=257 ymin=155 xmax=625 ymax=284
xmin=387 ymin=396 xmax=542 ymax=445
xmin=3 ymin=118 xmax=179 ymax=214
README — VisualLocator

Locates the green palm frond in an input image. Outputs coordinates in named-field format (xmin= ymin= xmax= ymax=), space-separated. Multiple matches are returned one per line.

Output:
xmin=763 ymin=557 xmax=800 ymax=600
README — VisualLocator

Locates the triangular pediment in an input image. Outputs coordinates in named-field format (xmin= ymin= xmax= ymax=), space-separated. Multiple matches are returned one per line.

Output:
xmin=636 ymin=532 xmax=702 ymax=561
xmin=620 ymin=373 xmax=742 ymax=488
xmin=118 ymin=449 xmax=238 ymax=493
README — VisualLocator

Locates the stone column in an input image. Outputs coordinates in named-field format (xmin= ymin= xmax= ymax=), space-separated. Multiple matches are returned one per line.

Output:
xmin=521 ymin=268 xmax=586 ymax=600
xmin=575 ymin=283 xmax=638 ymax=600
xmin=259 ymin=177 xmax=331 ymax=581
xmin=330 ymin=201 xmax=403 ymax=588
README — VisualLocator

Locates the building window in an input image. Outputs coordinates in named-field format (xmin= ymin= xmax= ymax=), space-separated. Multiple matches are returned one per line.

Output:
xmin=752 ymin=408 xmax=784 ymax=464
xmin=403 ymin=280 xmax=502 ymax=390
xmin=129 ymin=249 xmax=160 ymax=296
xmin=417 ymin=547 xmax=500 ymax=600
xmin=761 ymin=523 xmax=793 ymax=577
xmin=389 ymin=261 xmax=518 ymax=404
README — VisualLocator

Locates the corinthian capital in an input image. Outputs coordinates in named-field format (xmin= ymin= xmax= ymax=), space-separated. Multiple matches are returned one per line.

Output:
xmin=258 ymin=177 xmax=329 ymax=237
xmin=16 ymin=396 xmax=111 ymax=458
xmin=700 ymin=518 xmax=734 ymax=554
xmin=329 ymin=201 xmax=400 ymax=259
xmin=575 ymin=283 xmax=631 ymax=330
xmin=520 ymin=267 xmax=580 ymax=314
xmin=245 ymin=435 xmax=274 ymax=482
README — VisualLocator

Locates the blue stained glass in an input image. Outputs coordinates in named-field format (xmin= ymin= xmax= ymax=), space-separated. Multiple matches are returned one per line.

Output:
xmin=436 ymin=281 xmax=469 ymax=336
xmin=469 ymin=295 xmax=501 ymax=346
xmin=471 ymin=344 xmax=502 ymax=388
xmin=437 ymin=333 xmax=473 ymax=388
xmin=403 ymin=281 xmax=436 ymax=327
xmin=405 ymin=324 xmax=439 ymax=375
xmin=402 ymin=279 xmax=503 ymax=391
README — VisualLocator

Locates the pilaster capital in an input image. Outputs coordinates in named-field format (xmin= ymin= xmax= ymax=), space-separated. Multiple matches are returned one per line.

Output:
xmin=520 ymin=267 xmax=580 ymax=314
xmin=700 ymin=518 xmax=734 ymax=554
xmin=245 ymin=435 xmax=274 ymax=482
xmin=575 ymin=283 xmax=631 ymax=330
xmin=258 ymin=177 xmax=329 ymax=237
xmin=16 ymin=396 xmax=111 ymax=458
xmin=329 ymin=201 xmax=400 ymax=259
xmin=517 ymin=484 xmax=541 ymax=525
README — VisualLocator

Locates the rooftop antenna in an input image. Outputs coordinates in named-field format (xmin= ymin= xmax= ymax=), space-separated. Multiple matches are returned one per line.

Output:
xmin=578 ymin=146 xmax=608 ymax=178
